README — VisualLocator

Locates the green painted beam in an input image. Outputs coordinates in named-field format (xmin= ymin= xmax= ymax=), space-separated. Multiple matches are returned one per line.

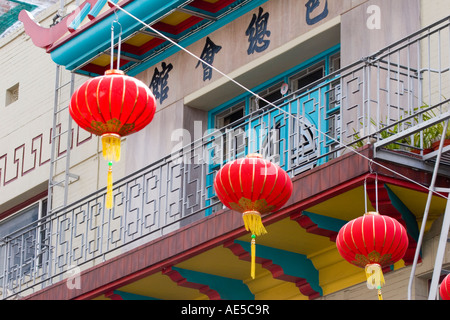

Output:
xmin=112 ymin=290 xmax=159 ymax=300
xmin=171 ymin=266 xmax=254 ymax=300
xmin=384 ymin=184 xmax=420 ymax=243
xmin=234 ymin=240 xmax=323 ymax=296
xmin=301 ymin=210 xmax=348 ymax=233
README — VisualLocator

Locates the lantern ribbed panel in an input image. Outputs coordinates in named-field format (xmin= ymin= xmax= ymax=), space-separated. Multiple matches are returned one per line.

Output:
xmin=336 ymin=212 xmax=409 ymax=268
xmin=440 ymin=274 xmax=450 ymax=300
xmin=69 ymin=70 xmax=156 ymax=137
xmin=213 ymin=154 xmax=293 ymax=215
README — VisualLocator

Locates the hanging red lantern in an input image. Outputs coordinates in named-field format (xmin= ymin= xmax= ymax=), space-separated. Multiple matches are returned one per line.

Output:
xmin=213 ymin=153 xmax=293 ymax=278
xmin=336 ymin=211 xmax=409 ymax=300
xmin=69 ymin=69 xmax=156 ymax=208
xmin=440 ymin=273 xmax=450 ymax=300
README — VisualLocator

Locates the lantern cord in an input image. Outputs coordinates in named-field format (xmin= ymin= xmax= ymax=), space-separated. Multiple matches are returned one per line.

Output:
xmin=110 ymin=9 xmax=122 ymax=71
xmin=364 ymin=172 xmax=379 ymax=213
xmin=106 ymin=1 xmax=449 ymax=202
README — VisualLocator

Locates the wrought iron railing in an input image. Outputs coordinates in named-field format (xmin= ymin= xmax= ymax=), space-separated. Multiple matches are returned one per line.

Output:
xmin=0 ymin=74 xmax=342 ymax=299
xmin=3 ymin=15 xmax=450 ymax=300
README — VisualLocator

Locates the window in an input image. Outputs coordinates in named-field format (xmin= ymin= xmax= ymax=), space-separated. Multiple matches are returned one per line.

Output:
xmin=290 ymin=61 xmax=325 ymax=92
xmin=215 ymin=103 xmax=245 ymax=128
xmin=209 ymin=47 xmax=341 ymax=170
xmin=250 ymin=82 xmax=284 ymax=113
xmin=213 ymin=102 xmax=246 ymax=165
xmin=207 ymin=47 xmax=341 ymax=214
xmin=0 ymin=199 xmax=47 ymax=280
xmin=5 ymin=83 xmax=19 ymax=106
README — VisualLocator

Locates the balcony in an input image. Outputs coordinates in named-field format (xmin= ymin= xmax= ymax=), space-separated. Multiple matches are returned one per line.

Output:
xmin=3 ymin=15 xmax=450 ymax=300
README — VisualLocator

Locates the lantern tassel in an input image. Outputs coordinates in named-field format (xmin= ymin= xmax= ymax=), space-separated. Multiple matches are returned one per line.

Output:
xmin=365 ymin=263 xmax=385 ymax=300
xmin=243 ymin=211 xmax=265 ymax=279
xmin=242 ymin=211 xmax=267 ymax=236
xmin=102 ymin=134 xmax=121 ymax=209
xmin=378 ymin=289 xmax=383 ymax=300
xmin=102 ymin=133 xmax=121 ymax=162
xmin=251 ymin=235 xmax=256 ymax=279
xmin=106 ymin=163 xmax=113 ymax=209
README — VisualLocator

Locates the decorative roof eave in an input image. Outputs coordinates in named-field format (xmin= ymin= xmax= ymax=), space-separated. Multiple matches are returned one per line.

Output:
xmin=20 ymin=0 xmax=191 ymax=72
xmin=18 ymin=0 xmax=265 ymax=77
xmin=19 ymin=0 xmax=125 ymax=51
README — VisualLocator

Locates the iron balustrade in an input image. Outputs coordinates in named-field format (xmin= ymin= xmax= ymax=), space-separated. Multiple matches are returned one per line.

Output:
xmin=3 ymin=15 xmax=450 ymax=299
xmin=0 ymin=75 xmax=342 ymax=299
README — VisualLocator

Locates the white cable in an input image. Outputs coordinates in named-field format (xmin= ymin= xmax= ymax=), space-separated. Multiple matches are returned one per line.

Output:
xmin=107 ymin=0 xmax=448 ymax=200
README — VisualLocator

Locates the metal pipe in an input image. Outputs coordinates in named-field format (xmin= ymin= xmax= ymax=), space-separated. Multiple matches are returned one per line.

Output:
xmin=407 ymin=120 xmax=449 ymax=300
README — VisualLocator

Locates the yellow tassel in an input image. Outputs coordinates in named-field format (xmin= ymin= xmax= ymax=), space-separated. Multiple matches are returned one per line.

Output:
xmin=106 ymin=164 xmax=113 ymax=209
xmin=243 ymin=211 xmax=265 ymax=279
xmin=365 ymin=263 xmax=385 ymax=299
xmin=242 ymin=211 xmax=267 ymax=236
xmin=378 ymin=289 xmax=383 ymax=300
xmin=102 ymin=133 xmax=121 ymax=162
xmin=102 ymin=134 xmax=120 ymax=209
xmin=251 ymin=235 xmax=256 ymax=279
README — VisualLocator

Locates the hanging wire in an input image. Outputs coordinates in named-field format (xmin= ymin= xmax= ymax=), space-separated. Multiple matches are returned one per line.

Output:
xmin=364 ymin=172 xmax=379 ymax=213
xmin=110 ymin=9 xmax=122 ymax=70
xmin=106 ymin=0 xmax=448 ymax=200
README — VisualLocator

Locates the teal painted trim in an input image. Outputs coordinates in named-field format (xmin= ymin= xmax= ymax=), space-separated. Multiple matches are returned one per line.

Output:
xmin=127 ymin=0 xmax=270 ymax=76
xmin=207 ymin=44 xmax=341 ymax=131
xmin=0 ymin=1 xmax=37 ymax=35
xmin=52 ymin=0 xmax=194 ymax=70
xmin=301 ymin=211 xmax=348 ymax=233
xmin=113 ymin=290 xmax=159 ymax=300
xmin=204 ymin=46 xmax=341 ymax=208
xmin=205 ymin=46 xmax=340 ymax=169
xmin=383 ymin=184 xmax=420 ymax=243
xmin=88 ymin=0 xmax=108 ymax=19
xmin=171 ymin=266 xmax=254 ymax=300
xmin=68 ymin=3 xmax=91 ymax=31
xmin=234 ymin=240 xmax=323 ymax=296
xmin=207 ymin=95 xmax=250 ymax=130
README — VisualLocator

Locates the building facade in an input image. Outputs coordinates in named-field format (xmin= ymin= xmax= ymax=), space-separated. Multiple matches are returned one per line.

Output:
xmin=0 ymin=0 xmax=449 ymax=301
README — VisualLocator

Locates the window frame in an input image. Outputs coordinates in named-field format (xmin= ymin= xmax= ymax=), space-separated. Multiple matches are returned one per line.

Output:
xmin=209 ymin=46 xmax=341 ymax=131
xmin=0 ymin=195 xmax=48 ymax=281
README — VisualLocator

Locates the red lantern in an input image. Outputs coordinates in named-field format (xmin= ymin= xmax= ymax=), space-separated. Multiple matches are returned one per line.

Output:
xmin=336 ymin=211 xmax=409 ymax=299
xmin=69 ymin=69 xmax=156 ymax=208
xmin=213 ymin=153 xmax=293 ymax=278
xmin=440 ymin=273 xmax=450 ymax=300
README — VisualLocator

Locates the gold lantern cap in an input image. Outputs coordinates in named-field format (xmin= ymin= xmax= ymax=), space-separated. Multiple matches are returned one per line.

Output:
xmin=105 ymin=69 xmax=125 ymax=75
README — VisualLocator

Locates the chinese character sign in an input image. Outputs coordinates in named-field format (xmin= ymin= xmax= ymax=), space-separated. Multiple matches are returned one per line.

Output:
xmin=245 ymin=7 xmax=271 ymax=55
xmin=196 ymin=37 xmax=222 ymax=81
xmin=150 ymin=62 xmax=173 ymax=104
xmin=305 ymin=0 xmax=328 ymax=25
